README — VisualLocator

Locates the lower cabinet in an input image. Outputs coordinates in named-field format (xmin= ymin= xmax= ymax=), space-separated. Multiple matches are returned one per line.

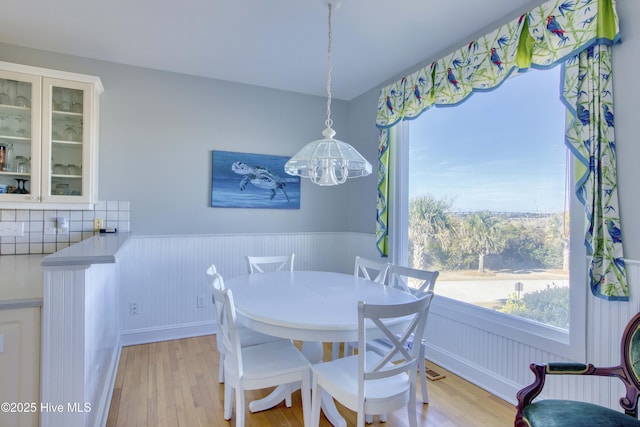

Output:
xmin=0 ymin=306 xmax=40 ymax=427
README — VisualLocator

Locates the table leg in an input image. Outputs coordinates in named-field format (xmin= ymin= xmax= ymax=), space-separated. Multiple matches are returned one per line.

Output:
xmin=248 ymin=341 xmax=346 ymax=427
xmin=248 ymin=384 xmax=294 ymax=412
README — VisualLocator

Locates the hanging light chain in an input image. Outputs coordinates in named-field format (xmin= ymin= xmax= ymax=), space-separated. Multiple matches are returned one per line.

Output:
xmin=325 ymin=2 xmax=333 ymax=131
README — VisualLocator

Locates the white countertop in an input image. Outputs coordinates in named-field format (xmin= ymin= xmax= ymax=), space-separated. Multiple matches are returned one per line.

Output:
xmin=0 ymin=232 xmax=131 ymax=309
xmin=0 ymin=254 xmax=44 ymax=309
xmin=41 ymin=232 xmax=131 ymax=267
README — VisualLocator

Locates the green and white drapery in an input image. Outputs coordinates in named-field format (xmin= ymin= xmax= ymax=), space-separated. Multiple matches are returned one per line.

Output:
xmin=375 ymin=0 xmax=628 ymax=300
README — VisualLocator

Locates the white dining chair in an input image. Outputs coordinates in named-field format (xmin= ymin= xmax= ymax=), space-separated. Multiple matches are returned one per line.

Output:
xmin=347 ymin=264 xmax=439 ymax=407
xmin=211 ymin=279 xmax=311 ymax=427
xmin=387 ymin=264 xmax=439 ymax=297
xmin=245 ymin=253 xmax=295 ymax=273
xmin=354 ymin=256 xmax=391 ymax=284
xmin=331 ymin=256 xmax=391 ymax=360
xmin=207 ymin=264 xmax=291 ymax=403
xmin=311 ymin=292 xmax=434 ymax=427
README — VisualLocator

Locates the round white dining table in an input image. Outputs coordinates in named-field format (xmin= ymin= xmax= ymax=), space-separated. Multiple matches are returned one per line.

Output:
xmin=225 ymin=270 xmax=417 ymax=427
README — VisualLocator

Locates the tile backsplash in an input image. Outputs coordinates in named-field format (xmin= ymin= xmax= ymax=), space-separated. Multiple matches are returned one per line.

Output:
xmin=0 ymin=200 xmax=130 ymax=255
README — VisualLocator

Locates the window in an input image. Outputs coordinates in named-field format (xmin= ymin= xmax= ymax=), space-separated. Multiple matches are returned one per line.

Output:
xmin=391 ymin=67 xmax=586 ymax=359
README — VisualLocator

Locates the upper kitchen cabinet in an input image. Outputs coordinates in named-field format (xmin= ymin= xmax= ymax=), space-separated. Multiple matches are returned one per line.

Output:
xmin=0 ymin=61 xmax=103 ymax=208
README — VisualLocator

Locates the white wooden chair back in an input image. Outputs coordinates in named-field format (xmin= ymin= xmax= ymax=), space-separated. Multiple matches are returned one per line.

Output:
xmin=357 ymin=292 xmax=433 ymax=416
xmin=206 ymin=264 xmax=217 ymax=277
xmin=246 ymin=253 xmax=295 ymax=274
xmin=388 ymin=264 xmax=439 ymax=297
xmin=212 ymin=278 xmax=311 ymax=427
xmin=210 ymin=282 xmax=243 ymax=378
xmin=354 ymin=256 xmax=390 ymax=284
xmin=206 ymin=264 xmax=218 ymax=301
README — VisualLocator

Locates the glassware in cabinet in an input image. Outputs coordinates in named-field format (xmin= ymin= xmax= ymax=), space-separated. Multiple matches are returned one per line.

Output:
xmin=0 ymin=71 xmax=41 ymax=200
xmin=42 ymin=78 xmax=97 ymax=203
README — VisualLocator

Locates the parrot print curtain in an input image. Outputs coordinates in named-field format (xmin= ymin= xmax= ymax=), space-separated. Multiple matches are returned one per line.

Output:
xmin=376 ymin=127 xmax=391 ymax=257
xmin=375 ymin=0 xmax=627 ymax=300
xmin=562 ymin=44 xmax=627 ymax=299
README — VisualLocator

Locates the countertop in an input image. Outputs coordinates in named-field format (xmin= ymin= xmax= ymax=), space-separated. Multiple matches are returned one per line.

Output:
xmin=0 ymin=232 xmax=131 ymax=309
xmin=0 ymin=254 xmax=44 ymax=309
xmin=41 ymin=231 xmax=131 ymax=267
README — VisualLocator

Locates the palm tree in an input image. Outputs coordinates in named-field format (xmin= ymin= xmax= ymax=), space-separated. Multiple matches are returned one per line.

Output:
xmin=408 ymin=195 xmax=455 ymax=269
xmin=545 ymin=211 xmax=570 ymax=271
xmin=459 ymin=211 xmax=507 ymax=272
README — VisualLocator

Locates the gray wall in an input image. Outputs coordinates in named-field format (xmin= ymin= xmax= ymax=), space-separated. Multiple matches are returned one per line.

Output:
xmin=0 ymin=43 xmax=359 ymax=235
xmin=346 ymin=0 xmax=640 ymax=260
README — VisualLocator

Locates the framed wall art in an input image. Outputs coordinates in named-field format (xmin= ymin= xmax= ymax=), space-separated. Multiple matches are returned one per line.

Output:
xmin=211 ymin=150 xmax=301 ymax=209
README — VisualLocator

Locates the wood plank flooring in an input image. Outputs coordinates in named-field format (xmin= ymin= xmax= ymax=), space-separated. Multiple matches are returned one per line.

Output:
xmin=106 ymin=336 xmax=516 ymax=427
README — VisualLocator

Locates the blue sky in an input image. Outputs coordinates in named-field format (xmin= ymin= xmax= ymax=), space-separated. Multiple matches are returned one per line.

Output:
xmin=409 ymin=66 xmax=567 ymax=213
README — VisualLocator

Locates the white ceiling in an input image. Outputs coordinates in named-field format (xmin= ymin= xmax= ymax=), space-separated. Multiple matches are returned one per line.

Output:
xmin=0 ymin=0 xmax=544 ymax=100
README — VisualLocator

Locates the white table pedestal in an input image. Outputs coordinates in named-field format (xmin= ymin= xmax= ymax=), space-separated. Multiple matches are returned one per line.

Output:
xmin=248 ymin=341 xmax=346 ymax=427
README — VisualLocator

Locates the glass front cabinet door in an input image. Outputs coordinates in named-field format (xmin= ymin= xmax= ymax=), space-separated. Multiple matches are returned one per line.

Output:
xmin=0 ymin=62 xmax=102 ymax=206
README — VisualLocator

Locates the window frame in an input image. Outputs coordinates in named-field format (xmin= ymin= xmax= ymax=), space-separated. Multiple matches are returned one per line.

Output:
xmin=389 ymin=116 xmax=587 ymax=361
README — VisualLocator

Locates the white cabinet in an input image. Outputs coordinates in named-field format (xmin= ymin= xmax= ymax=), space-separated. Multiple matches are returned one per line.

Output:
xmin=0 ymin=307 xmax=40 ymax=427
xmin=0 ymin=62 xmax=103 ymax=207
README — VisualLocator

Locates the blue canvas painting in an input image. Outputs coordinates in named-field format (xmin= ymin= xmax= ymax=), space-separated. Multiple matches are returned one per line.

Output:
xmin=211 ymin=150 xmax=301 ymax=209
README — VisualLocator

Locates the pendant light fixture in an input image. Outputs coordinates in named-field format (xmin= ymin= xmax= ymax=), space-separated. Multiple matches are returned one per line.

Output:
xmin=285 ymin=0 xmax=372 ymax=186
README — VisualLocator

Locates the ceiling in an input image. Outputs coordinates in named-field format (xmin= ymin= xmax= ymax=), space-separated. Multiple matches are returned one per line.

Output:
xmin=0 ymin=0 xmax=544 ymax=100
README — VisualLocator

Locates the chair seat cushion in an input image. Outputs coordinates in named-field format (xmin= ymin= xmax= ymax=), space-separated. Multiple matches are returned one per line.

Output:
xmin=523 ymin=399 xmax=640 ymax=427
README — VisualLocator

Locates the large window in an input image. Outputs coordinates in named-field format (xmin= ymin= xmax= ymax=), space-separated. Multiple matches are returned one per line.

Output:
xmin=393 ymin=66 xmax=586 ymax=358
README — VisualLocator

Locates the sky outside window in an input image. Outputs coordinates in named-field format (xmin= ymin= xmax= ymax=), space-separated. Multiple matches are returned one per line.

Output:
xmin=409 ymin=67 xmax=566 ymax=214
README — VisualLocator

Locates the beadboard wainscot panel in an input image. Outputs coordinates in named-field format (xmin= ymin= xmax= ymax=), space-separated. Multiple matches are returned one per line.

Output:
xmin=41 ymin=261 xmax=120 ymax=427
xmin=425 ymin=259 xmax=640 ymax=410
xmin=118 ymin=232 xmax=380 ymax=345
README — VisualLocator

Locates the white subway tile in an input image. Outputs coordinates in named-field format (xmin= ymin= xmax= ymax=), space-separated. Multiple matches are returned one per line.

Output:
xmin=43 ymin=243 xmax=57 ymax=254
xmin=0 ymin=200 xmax=130 ymax=256
xmin=29 ymin=242 xmax=43 ymax=253
xmin=1 ymin=210 xmax=16 ymax=221
xmin=1 ymin=243 xmax=15 ymax=255
xmin=29 ymin=210 xmax=44 ymax=221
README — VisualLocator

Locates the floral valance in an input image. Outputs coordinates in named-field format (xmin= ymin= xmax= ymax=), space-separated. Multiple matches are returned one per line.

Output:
xmin=376 ymin=0 xmax=620 ymax=128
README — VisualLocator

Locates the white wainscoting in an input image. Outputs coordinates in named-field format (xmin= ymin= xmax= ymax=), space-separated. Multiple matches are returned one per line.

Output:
xmin=41 ymin=262 xmax=120 ymax=427
xmin=118 ymin=232 xmax=380 ymax=345
xmin=426 ymin=260 xmax=640 ymax=408
xmin=116 ymin=232 xmax=640 ymax=413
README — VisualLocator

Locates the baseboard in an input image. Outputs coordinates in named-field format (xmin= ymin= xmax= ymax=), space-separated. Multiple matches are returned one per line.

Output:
xmin=119 ymin=321 xmax=217 ymax=347
xmin=95 ymin=338 xmax=122 ymax=427
xmin=426 ymin=344 xmax=521 ymax=405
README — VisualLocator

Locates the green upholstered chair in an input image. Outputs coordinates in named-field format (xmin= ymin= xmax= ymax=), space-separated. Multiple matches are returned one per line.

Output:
xmin=515 ymin=312 xmax=640 ymax=427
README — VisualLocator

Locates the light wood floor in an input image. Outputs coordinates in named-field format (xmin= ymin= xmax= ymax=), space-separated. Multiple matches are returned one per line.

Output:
xmin=106 ymin=336 xmax=516 ymax=427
